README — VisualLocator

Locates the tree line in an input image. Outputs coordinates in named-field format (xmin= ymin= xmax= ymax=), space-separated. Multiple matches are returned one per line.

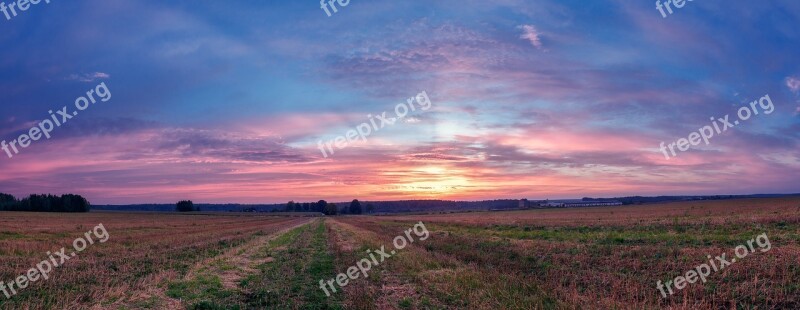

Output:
xmin=176 ymin=200 xmax=199 ymax=212
xmin=0 ymin=193 xmax=91 ymax=212
xmin=284 ymin=199 xmax=374 ymax=215
xmin=172 ymin=199 xmax=375 ymax=215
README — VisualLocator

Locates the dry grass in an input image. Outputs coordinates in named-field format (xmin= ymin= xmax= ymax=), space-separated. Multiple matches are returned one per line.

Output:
xmin=329 ymin=218 xmax=559 ymax=309
xmin=378 ymin=197 xmax=800 ymax=227
xmin=1 ymin=197 xmax=798 ymax=309
xmin=0 ymin=212 xmax=307 ymax=310
xmin=338 ymin=197 xmax=800 ymax=309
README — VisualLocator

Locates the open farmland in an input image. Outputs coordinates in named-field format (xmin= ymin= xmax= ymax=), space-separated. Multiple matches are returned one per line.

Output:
xmin=1 ymin=197 xmax=799 ymax=309
xmin=360 ymin=197 xmax=800 ymax=308
xmin=0 ymin=213 xmax=314 ymax=310
xmin=3 ymin=1 xmax=800 ymax=309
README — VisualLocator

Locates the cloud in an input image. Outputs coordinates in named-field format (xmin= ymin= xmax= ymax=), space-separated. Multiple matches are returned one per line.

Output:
xmin=149 ymin=128 xmax=313 ymax=163
xmin=518 ymin=25 xmax=543 ymax=49
xmin=2 ymin=1 xmax=800 ymax=204
xmin=786 ymin=76 xmax=800 ymax=93
xmin=787 ymin=77 xmax=800 ymax=114
xmin=65 ymin=72 xmax=111 ymax=82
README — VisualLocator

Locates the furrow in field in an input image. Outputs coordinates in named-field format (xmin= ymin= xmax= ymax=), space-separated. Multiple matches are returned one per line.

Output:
xmin=346 ymin=217 xmax=800 ymax=310
xmin=97 ymin=217 xmax=311 ymax=310
xmin=329 ymin=218 xmax=562 ymax=310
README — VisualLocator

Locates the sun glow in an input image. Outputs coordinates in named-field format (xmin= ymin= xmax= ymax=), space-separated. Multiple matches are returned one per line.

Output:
xmin=394 ymin=166 xmax=472 ymax=194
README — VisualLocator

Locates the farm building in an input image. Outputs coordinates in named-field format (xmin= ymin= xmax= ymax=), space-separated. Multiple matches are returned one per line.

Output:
xmin=538 ymin=200 xmax=623 ymax=208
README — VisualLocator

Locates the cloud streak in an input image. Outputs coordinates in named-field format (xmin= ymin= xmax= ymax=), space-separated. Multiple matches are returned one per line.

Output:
xmin=518 ymin=25 xmax=543 ymax=49
xmin=0 ymin=0 xmax=798 ymax=204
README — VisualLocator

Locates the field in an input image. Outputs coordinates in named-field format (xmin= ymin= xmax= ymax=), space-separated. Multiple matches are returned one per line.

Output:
xmin=0 ymin=197 xmax=799 ymax=309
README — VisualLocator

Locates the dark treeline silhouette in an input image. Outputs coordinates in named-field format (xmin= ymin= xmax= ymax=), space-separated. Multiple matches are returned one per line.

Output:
xmin=0 ymin=193 xmax=90 ymax=212
xmin=282 ymin=199 xmax=371 ymax=216
xmin=365 ymin=199 xmax=521 ymax=213
xmin=176 ymin=200 xmax=199 ymax=212
xmin=90 ymin=194 xmax=800 ymax=214
xmin=94 ymin=199 xmax=531 ymax=214
xmin=285 ymin=200 xmax=334 ymax=214
xmin=348 ymin=199 xmax=362 ymax=214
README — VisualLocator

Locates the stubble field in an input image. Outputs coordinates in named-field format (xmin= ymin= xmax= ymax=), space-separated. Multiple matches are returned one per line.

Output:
xmin=0 ymin=197 xmax=799 ymax=309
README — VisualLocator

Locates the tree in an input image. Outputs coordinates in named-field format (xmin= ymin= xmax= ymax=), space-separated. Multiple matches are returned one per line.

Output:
xmin=1 ymin=193 xmax=90 ymax=212
xmin=176 ymin=200 xmax=196 ymax=212
xmin=325 ymin=203 xmax=338 ymax=215
xmin=0 ymin=193 xmax=16 ymax=204
xmin=349 ymin=199 xmax=362 ymax=215
xmin=60 ymin=194 xmax=90 ymax=212
xmin=303 ymin=203 xmax=310 ymax=212
xmin=317 ymin=200 xmax=328 ymax=214
xmin=0 ymin=193 xmax=16 ymax=211
xmin=366 ymin=203 xmax=375 ymax=214
xmin=285 ymin=201 xmax=295 ymax=212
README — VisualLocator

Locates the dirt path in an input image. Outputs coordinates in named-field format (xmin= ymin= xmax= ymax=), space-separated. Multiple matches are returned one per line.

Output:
xmin=97 ymin=217 xmax=312 ymax=310
xmin=183 ymin=218 xmax=311 ymax=288
xmin=326 ymin=218 xmax=426 ymax=310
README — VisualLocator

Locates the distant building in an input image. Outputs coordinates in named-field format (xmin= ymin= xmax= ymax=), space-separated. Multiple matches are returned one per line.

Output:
xmin=567 ymin=200 xmax=622 ymax=207
xmin=538 ymin=199 xmax=622 ymax=208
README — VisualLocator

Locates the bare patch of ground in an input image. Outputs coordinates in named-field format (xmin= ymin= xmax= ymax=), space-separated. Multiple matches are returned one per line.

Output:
xmin=104 ymin=218 xmax=311 ymax=309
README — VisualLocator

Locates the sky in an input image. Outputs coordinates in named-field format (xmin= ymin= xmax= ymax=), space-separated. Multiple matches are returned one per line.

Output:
xmin=0 ymin=0 xmax=799 ymax=204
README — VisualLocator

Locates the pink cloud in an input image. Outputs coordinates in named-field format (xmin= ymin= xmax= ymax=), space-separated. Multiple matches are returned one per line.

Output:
xmin=786 ymin=76 xmax=800 ymax=93
xmin=231 ymin=112 xmax=367 ymax=140
xmin=65 ymin=72 xmax=111 ymax=82
xmin=518 ymin=24 xmax=543 ymax=49
xmin=1 ymin=120 xmax=797 ymax=204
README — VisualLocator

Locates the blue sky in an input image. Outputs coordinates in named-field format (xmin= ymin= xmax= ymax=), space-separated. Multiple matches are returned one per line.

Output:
xmin=0 ymin=0 xmax=798 ymax=204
